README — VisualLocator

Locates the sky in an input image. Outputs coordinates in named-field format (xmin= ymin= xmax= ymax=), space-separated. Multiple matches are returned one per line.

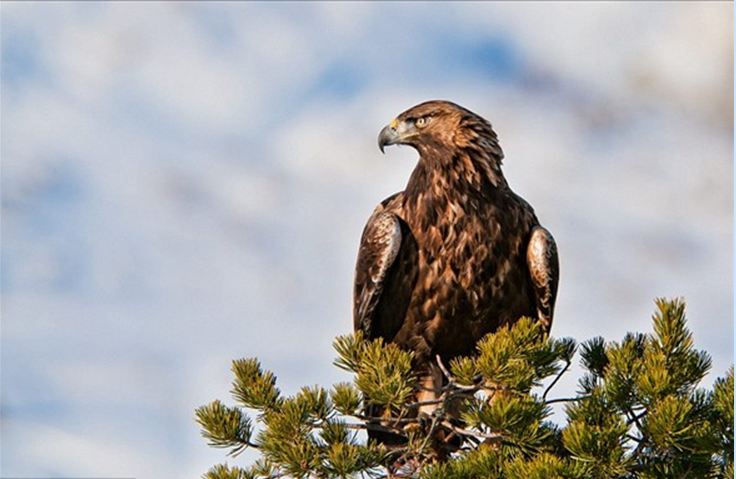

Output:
xmin=1 ymin=2 xmax=733 ymax=477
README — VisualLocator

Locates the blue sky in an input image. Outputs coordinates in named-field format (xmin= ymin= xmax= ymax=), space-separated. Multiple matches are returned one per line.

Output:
xmin=1 ymin=2 xmax=732 ymax=477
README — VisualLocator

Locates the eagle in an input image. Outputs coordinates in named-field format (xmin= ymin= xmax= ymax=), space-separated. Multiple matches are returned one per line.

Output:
xmin=353 ymin=100 xmax=559 ymax=440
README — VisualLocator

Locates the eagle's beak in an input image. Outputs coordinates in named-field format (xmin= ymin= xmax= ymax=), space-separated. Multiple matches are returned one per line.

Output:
xmin=378 ymin=118 xmax=409 ymax=153
xmin=378 ymin=124 xmax=400 ymax=154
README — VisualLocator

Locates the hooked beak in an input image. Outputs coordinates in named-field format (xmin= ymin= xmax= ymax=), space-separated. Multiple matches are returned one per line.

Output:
xmin=378 ymin=118 xmax=412 ymax=153
xmin=378 ymin=124 xmax=400 ymax=153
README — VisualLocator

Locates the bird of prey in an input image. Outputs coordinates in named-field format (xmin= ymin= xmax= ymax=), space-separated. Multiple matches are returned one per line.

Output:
xmin=353 ymin=101 xmax=559 ymax=439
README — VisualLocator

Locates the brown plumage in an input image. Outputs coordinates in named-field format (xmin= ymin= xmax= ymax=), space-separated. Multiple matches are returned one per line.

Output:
xmin=353 ymin=100 xmax=559 ymax=442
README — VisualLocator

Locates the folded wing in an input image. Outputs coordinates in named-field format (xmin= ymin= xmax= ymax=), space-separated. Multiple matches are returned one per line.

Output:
xmin=354 ymin=203 xmax=418 ymax=341
xmin=526 ymin=226 xmax=559 ymax=332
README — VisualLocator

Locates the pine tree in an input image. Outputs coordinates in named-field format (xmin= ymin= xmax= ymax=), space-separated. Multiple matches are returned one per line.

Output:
xmin=196 ymin=298 xmax=733 ymax=478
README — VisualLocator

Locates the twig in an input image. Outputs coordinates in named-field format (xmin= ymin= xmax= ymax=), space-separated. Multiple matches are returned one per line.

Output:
xmin=543 ymin=359 xmax=571 ymax=400
xmin=545 ymin=395 xmax=589 ymax=405
xmin=630 ymin=435 xmax=648 ymax=460
xmin=440 ymin=420 xmax=503 ymax=441
xmin=436 ymin=354 xmax=453 ymax=380
xmin=418 ymin=411 xmax=442 ymax=454
xmin=626 ymin=410 xmax=646 ymax=428
xmin=435 ymin=354 xmax=483 ymax=391
xmin=405 ymin=398 xmax=445 ymax=408
xmin=624 ymin=407 xmax=646 ymax=443
xmin=345 ymin=422 xmax=409 ymax=435
xmin=354 ymin=414 xmax=420 ymax=424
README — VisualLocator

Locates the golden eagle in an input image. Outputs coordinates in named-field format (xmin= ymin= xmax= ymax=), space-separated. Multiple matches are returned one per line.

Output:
xmin=353 ymin=101 xmax=559 ymax=437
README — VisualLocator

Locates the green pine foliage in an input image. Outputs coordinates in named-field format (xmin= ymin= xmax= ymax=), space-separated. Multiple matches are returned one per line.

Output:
xmin=196 ymin=298 xmax=733 ymax=478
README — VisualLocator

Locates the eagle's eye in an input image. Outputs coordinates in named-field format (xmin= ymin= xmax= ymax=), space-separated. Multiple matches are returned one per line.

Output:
xmin=415 ymin=116 xmax=430 ymax=128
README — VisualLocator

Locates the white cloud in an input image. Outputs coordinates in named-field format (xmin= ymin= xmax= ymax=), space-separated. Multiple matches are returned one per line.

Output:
xmin=2 ymin=419 xmax=170 ymax=477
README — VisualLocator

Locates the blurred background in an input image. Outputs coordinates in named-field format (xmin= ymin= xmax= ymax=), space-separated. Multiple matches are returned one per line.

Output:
xmin=1 ymin=2 xmax=732 ymax=477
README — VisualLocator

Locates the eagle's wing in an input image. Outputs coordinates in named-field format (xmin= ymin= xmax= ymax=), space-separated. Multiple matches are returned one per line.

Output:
xmin=526 ymin=226 xmax=559 ymax=332
xmin=354 ymin=203 xmax=418 ymax=340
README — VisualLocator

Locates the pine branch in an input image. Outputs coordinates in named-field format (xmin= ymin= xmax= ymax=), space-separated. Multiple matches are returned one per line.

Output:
xmin=196 ymin=298 xmax=732 ymax=479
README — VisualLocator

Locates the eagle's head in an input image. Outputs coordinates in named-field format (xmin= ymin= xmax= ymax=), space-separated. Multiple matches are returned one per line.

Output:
xmin=377 ymin=100 xmax=504 ymax=163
